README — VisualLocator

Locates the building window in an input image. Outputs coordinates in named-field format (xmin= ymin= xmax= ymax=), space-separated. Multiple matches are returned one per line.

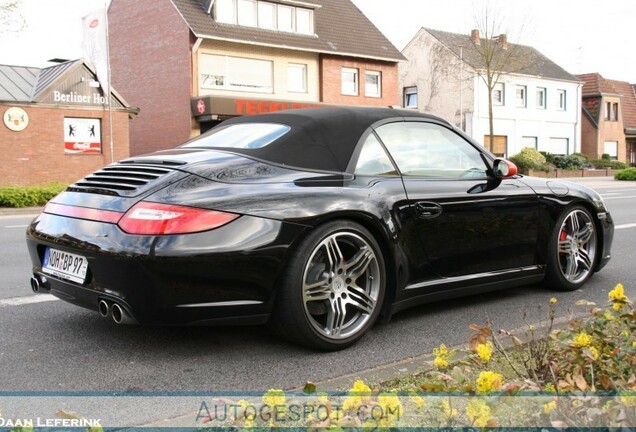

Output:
xmin=257 ymin=1 xmax=276 ymax=29
xmin=200 ymin=54 xmax=273 ymax=93
xmin=604 ymin=102 xmax=611 ymax=120
xmin=276 ymin=5 xmax=293 ymax=31
xmin=237 ymin=0 xmax=256 ymax=26
xmin=216 ymin=0 xmax=314 ymax=35
xmin=215 ymin=0 xmax=236 ymax=23
xmin=604 ymin=141 xmax=618 ymax=160
xmin=404 ymin=87 xmax=417 ymax=108
xmin=365 ymin=71 xmax=381 ymax=97
xmin=522 ymin=136 xmax=538 ymax=149
xmin=295 ymin=8 xmax=313 ymax=35
xmin=536 ymin=87 xmax=546 ymax=109
xmin=288 ymin=63 xmax=307 ymax=93
xmin=492 ymin=82 xmax=504 ymax=106
xmin=613 ymin=102 xmax=619 ymax=121
xmin=341 ymin=68 xmax=358 ymax=96
xmin=483 ymin=135 xmax=507 ymax=157
xmin=557 ymin=90 xmax=566 ymax=111
xmin=516 ymin=85 xmax=527 ymax=108
xmin=548 ymin=137 xmax=569 ymax=156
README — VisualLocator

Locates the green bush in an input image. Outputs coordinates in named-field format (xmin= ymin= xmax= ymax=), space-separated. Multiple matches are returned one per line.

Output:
xmin=0 ymin=183 xmax=67 ymax=208
xmin=552 ymin=154 xmax=590 ymax=170
xmin=591 ymin=159 xmax=628 ymax=170
xmin=615 ymin=167 xmax=636 ymax=181
xmin=509 ymin=147 xmax=547 ymax=172
xmin=540 ymin=151 xmax=556 ymax=164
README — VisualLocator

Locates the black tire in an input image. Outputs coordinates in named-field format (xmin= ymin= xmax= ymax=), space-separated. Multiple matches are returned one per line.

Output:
xmin=544 ymin=205 xmax=598 ymax=291
xmin=270 ymin=220 xmax=386 ymax=350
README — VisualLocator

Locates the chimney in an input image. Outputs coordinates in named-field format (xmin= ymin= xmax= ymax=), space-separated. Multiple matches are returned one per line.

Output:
xmin=498 ymin=34 xmax=508 ymax=50
xmin=470 ymin=29 xmax=480 ymax=45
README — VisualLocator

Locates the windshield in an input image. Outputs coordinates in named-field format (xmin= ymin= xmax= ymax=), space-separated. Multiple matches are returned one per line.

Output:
xmin=181 ymin=123 xmax=290 ymax=150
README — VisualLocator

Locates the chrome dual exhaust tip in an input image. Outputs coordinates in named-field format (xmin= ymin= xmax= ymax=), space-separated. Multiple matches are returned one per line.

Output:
xmin=30 ymin=276 xmax=41 ymax=293
xmin=98 ymin=299 xmax=110 ymax=318
xmin=111 ymin=302 xmax=134 ymax=324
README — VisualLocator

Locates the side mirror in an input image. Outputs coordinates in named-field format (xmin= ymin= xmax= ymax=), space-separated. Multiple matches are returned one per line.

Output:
xmin=493 ymin=159 xmax=518 ymax=178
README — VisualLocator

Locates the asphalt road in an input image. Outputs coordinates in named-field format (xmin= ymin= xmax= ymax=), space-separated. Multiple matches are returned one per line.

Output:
xmin=1 ymin=177 xmax=635 ymax=400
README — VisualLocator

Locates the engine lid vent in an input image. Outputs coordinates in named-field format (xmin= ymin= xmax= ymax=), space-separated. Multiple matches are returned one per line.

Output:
xmin=68 ymin=163 xmax=182 ymax=196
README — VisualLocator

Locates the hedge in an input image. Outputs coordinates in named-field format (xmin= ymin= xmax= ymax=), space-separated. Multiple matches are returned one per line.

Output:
xmin=0 ymin=183 xmax=67 ymax=208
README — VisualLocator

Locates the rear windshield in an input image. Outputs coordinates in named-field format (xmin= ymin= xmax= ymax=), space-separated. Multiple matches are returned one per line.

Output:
xmin=181 ymin=123 xmax=290 ymax=150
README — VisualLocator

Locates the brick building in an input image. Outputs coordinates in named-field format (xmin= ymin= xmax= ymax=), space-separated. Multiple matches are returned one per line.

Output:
xmin=578 ymin=73 xmax=636 ymax=165
xmin=0 ymin=60 xmax=137 ymax=186
xmin=108 ymin=0 xmax=404 ymax=156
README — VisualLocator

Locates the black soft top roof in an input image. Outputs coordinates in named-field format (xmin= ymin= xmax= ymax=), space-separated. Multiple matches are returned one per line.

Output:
xmin=202 ymin=107 xmax=443 ymax=172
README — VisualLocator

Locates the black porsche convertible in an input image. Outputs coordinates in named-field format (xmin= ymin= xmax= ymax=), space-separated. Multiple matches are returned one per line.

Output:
xmin=26 ymin=107 xmax=614 ymax=350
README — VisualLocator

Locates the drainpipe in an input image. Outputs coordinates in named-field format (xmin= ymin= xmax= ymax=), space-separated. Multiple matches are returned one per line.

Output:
xmin=575 ymin=81 xmax=582 ymax=154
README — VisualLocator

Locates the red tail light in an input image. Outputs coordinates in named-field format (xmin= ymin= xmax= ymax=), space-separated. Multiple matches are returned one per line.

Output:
xmin=118 ymin=202 xmax=239 ymax=235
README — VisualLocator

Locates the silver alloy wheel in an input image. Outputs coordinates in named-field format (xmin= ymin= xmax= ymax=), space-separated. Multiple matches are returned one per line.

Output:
xmin=302 ymin=232 xmax=381 ymax=340
xmin=557 ymin=209 xmax=597 ymax=284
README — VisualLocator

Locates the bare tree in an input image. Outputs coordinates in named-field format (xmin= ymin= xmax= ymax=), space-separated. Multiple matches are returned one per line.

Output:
xmin=0 ymin=0 xmax=26 ymax=34
xmin=468 ymin=1 xmax=531 ymax=152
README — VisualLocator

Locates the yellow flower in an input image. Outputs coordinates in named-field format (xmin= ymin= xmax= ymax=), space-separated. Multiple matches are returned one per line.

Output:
xmin=377 ymin=392 xmax=403 ymax=426
xmin=550 ymin=297 xmax=558 ymax=305
xmin=604 ymin=310 xmax=614 ymax=321
xmin=589 ymin=346 xmax=600 ymax=360
xmin=544 ymin=383 xmax=556 ymax=393
xmin=262 ymin=389 xmax=286 ymax=407
xmin=408 ymin=390 xmax=426 ymax=409
xmin=434 ymin=356 xmax=448 ymax=368
xmin=342 ymin=380 xmax=372 ymax=411
xmin=433 ymin=343 xmax=450 ymax=369
xmin=620 ymin=395 xmax=636 ymax=407
xmin=351 ymin=379 xmax=371 ymax=393
xmin=543 ymin=400 xmax=557 ymax=414
xmin=475 ymin=371 xmax=504 ymax=393
xmin=441 ymin=399 xmax=457 ymax=418
xmin=613 ymin=302 xmax=624 ymax=311
xmin=572 ymin=331 xmax=592 ymax=347
xmin=529 ymin=325 xmax=536 ymax=331
xmin=608 ymin=283 xmax=627 ymax=302
xmin=466 ymin=399 xmax=491 ymax=427
xmin=476 ymin=342 xmax=494 ymax=363
xmin=632 ymin=341 xmax=636 ymax=349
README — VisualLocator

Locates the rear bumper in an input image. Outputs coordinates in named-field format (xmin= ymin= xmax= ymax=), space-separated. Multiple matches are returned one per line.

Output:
xmin=26 ymin=212 xmax=305 ymax=325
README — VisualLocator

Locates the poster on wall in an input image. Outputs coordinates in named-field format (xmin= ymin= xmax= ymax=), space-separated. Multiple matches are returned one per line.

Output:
xmin=64 ymin=118 xmax=101 ymax=154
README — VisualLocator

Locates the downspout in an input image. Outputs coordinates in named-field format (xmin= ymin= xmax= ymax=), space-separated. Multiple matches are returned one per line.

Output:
xmin=575 ymin=81 xmax=582 ymax=154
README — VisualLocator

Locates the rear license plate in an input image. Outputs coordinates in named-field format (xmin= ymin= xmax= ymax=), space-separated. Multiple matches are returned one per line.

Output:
xmin=42 ymin=248 xmax=89 ymax=284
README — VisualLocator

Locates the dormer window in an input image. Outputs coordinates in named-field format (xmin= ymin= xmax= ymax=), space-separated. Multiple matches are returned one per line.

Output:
xmin=215 ymin=0 xmax=315 ymax=35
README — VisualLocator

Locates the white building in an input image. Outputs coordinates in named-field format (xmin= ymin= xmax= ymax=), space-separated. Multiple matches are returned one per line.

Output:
xmin=400 ymin=28 xmax=582 ymax=158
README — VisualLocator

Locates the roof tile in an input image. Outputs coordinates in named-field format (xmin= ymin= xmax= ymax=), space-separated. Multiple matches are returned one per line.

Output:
xmin=425 ymin=28 xmax=577 ymax=81
xmin=170 ymin=0 xmax=404 ymax=61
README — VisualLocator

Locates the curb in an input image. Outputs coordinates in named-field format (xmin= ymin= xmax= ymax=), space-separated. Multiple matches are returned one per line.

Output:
xmin=0 ymin=206 xmax=42 ymax=216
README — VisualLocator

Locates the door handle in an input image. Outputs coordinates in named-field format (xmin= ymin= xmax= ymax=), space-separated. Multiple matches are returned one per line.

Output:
xmin=415 ymin=202 xmax=442 ymax=219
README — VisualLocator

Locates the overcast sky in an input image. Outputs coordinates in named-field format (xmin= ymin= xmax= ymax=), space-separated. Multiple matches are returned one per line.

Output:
xmin=1 ymin=0 xmax=634 ymax=83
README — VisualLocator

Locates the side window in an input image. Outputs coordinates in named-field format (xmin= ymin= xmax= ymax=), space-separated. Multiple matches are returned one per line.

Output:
xmin=354 ymin=133 xmax=397 ymax=176
xmin=374 ymin=122 xmax=488 ymax=178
